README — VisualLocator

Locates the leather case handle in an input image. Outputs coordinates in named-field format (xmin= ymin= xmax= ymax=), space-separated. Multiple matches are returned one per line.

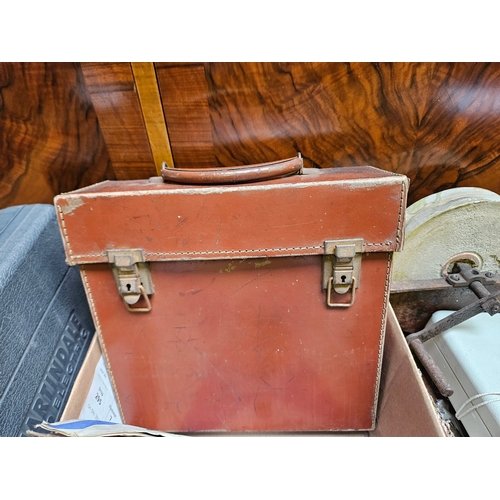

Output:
xmin=161 ymin=156 xmax=303 ymax=185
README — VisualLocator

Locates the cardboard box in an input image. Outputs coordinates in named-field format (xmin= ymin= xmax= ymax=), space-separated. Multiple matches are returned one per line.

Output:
xmin=62 ymin=306 xmax=447 ymax=436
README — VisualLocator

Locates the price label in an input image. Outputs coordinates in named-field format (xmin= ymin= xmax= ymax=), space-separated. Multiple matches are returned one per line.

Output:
xmin=79 ymin=356 xmax=122 ymax=423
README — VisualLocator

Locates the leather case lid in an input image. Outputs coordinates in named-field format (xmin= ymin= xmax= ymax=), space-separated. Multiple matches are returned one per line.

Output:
xmin=54 ymin=166 xmax=408 ymax=265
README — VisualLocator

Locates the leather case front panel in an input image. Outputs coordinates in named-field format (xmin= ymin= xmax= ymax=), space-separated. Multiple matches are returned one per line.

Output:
xmin=82 ymin=252 xmax=391 ymax=432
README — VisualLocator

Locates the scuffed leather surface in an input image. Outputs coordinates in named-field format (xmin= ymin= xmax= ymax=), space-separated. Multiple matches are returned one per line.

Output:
xmin=84 ymin=254 xmax=391 ymax=432
xmin=55 ymin=167 xmax=409 ymax=265
xmin=54 ymin=167 xmax=408 ymax=432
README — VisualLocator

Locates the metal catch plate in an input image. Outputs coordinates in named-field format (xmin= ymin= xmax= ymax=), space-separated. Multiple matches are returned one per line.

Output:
xmin=322 ymin=239 xmax=363 ymax=290
xmin=107 ymin=249 xmax=154 ymax=312
xmin=323 ymin=239 xmax=363 ymax=308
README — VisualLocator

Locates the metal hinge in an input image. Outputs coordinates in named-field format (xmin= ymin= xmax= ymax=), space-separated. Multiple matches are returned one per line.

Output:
xmin=107 ymin=249 xmax=154 ymax=312
xmin=322 ymin=239 xmax=363 ymax=308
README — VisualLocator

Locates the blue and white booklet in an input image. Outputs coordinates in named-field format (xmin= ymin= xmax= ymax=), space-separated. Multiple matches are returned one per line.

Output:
xmin=30 ymin=419 xmax=182 ymax=437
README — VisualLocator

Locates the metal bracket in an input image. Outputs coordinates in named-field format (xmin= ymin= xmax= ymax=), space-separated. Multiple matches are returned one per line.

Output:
xmin=323 ymin=239 xmax=363 ymax=307
xmin=445 ymin=263 xmax=497 ymax=288
xmin=107 ymin=249 xmax=154 ymax=312
xmin=406 ymin=262 xmax=500 ymax=397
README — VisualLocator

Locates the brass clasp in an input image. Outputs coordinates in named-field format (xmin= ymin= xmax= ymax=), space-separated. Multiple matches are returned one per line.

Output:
xmin=323 ymin=239 xmax=363 ymax=308
xmin=107 ymin=249 xmax=154 ymax=312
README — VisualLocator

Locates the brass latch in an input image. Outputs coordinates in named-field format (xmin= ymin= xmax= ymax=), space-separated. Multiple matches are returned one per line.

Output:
xmin=107 ymin=249 xmax=154 ymax=312
xmin=323 ymin=239 xmax=363 ymax=308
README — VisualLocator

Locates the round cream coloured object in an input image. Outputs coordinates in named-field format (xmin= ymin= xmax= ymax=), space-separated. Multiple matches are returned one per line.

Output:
xmin=392 ymin=187 xmax=500 ymax=281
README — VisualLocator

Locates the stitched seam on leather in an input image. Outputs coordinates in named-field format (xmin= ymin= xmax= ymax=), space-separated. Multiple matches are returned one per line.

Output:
xmin=68 ymin=242 xmax=395 ymax=261
xmin=79 ymin=267 xmax=126 ymax=423
xmin=395 ymin=180 xmax=406 ymax=248
xmin=71 ymin=253 xmax=106 ymax=259
xmin=55 ymin=204 xmax=75 ymax=264
xmin=370 ymin=252 xmax=393 ymax=429
xmin=364 ymin=242 xmax=393 ymax=248
xmin=146 ymin=246 xmax=323 ymax=257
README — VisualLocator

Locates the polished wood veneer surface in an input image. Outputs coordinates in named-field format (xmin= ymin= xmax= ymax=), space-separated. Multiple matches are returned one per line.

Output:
xmin=0 ymin=63 xmax=113 ymax=209
xmin=156 ymin=64 xmax=217 ymax=168
xmin=80 ymin=63 xmax=157 ymax=180
xmin=156 ymin=62 xmax=500 ymax=204
xmin=3 ymin=62 xmax=500 ymax=208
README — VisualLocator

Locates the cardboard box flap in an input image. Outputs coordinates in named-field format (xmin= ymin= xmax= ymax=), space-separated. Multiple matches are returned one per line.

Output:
xmin=372 ymin=307 xmax=447 ymax=437
xmin=54 ymin=167 xmax=408 ymax=266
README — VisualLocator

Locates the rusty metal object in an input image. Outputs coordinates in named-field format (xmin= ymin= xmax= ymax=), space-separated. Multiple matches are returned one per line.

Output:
xmin=409 ymin=338 xmax=454 ymax=397
xmin=390 ymin=279 xmax=500 ymax=333
xmin=406 ymin=289 xmax=500 ymax=345
xmin=445 ymin=262 xmax=497 ymax=288
xmin=441 ymin=252 xmax=482 ymax=278
xmin=405 ymin=263 xmax=500 ymax=397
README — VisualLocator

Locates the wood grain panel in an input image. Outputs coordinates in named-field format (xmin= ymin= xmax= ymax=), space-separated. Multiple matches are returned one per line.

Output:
xmin=155 ymin=64 xmax=216 ymax=168
xmin=5 ymin=63 xmax=498 ymax=208
xmin=0 ymin=62 xmax=113 ymax=209
xmin=157 ymin=62 xmax=500 ymax=204
xmin=79 ymin=62 xmax=135 ymax=93
xmin=80 ymin=63 xmax=156 ymax=180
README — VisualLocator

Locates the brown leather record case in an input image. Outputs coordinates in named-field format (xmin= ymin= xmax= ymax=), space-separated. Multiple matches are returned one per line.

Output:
xmin=54 ymin=157 xmax=408 ymax=432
